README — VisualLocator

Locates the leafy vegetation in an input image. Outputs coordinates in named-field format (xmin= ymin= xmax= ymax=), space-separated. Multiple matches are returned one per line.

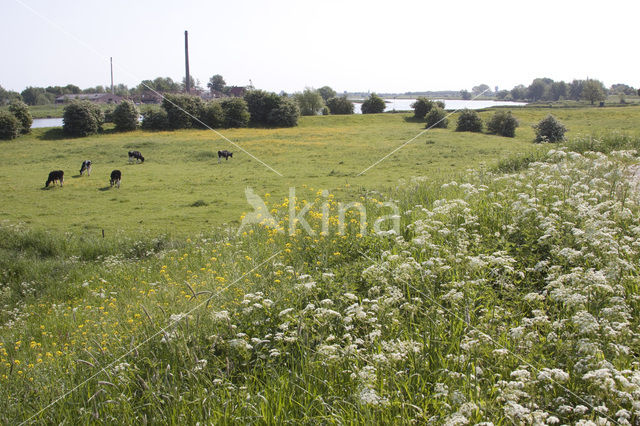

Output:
xmin=455 ymin=109 xmax=483 ymax=132
xmin=326 ymin=96 xmax=354 ymax=115
xmin=8 ymin=100 xmax=32 ymax=134
xmin=361 ymin=93 xmax=386 ymax=114
xmin=486 ymin=111 xmax=519 ymax=137
xmin=425 ymin=106 xmax=448 ymax=128
xmin=0 ymin=111 xmax=20 ymax=140
xmin=62 ymin=100 xmax=104 ymax=137
xmin=534 ymin=114 xmax=567 ymax=142
xmin=112 ymin=100 xmax=139 ymax=132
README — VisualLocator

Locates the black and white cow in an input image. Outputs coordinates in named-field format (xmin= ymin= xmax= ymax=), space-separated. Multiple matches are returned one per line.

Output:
xmin=128 ymin=151 xmax=145 ymax=163
xmin=45 ymin=170 xmax=64 ymax=187
xmin=110 ymin=170 xmax=122 ymax=188
xmin=218 ymin=150 xmax=233 ymax=163
xmin=80 ymin=160 xmax=92 ymax=176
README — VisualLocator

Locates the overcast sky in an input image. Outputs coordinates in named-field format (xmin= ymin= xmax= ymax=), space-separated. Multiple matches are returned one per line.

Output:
xmin=2 ymin=0 xmax=639 ymax=94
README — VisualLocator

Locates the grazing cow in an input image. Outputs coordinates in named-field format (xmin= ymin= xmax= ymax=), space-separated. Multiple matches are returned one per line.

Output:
xmin=110 ymin=170 xmax=122 ymax=188
xmin=128 ymin=151 xmax=145 ymax=163
xmin=45 ymin=170 xmax=64 ymax=187
xmin=80 ymin=160 xmax=92 ymax=176
xmin=218 ymin=150 xmax=233 ymax=163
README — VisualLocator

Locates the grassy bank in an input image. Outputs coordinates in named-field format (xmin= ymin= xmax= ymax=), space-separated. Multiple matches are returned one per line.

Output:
xmin=3 ymin=107 xmax=640 ymax=236
xmin=1 ymin=132 xmax=640 ymax=423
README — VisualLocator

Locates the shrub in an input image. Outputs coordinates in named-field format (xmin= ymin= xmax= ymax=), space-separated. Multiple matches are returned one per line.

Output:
xmin=435 ymin=100 xmax=445 ymax=109
xmin=534 ymin=114 xmax=566 ymax=142
xmin=112 ymin=100 xmax=139 ymax=132
xmin=200 ymin=101 xmax=225 ymax=129
xmin=244 ymin=90 xmax=286 ymax=125
xmin=0 ymin=111 xmax=20 ymax=140
xmin=63 ymin=100 xmax=104 ymax=137
xmin=8 ymin=100 xmax=32 ymax=134
xmin=220 ymin=97 xmax=250 ymax=128
xmin=425 ymin=107 xmax=448 ymax=128
xmin=411 ymin=97 xmax=434 ymax=119
xmin=486 ymin=111 xmax=519 ymax=137
xmin=266 ymin=97 xmax=299 ymax=127
xmin=294 ymin=89 xmax=324 ymax=116
xmin=141 ymin=109 xmax=169 ymax=131
xmin=361 ymin=93 xmax=386 ymax=114
xmin=321 ymin=105 xmax=330 ymax=115
xmin=162 ymin=94 xmax=204 ymax=129
xmin=455 ymin=109 xmax=483 ymax=132
xmin=326 ymin=96 xmax=354 ymax=115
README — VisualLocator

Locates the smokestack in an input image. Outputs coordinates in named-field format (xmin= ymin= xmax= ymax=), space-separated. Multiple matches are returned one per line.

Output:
xmin=184 ymin=31 xmax=190 ymax=94
xmin=110 ymin=57 xmax=114 ymax=94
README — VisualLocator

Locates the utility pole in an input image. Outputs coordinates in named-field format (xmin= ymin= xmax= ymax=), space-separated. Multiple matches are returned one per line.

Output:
xmin=184 ymin=30 xmax=190 ymax=94
xmin=110 ymin=57 xmax=114 ymax=94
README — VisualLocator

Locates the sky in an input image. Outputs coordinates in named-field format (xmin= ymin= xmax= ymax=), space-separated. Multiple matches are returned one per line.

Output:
xmin=2 ymin=0 xmax=639 ymax=94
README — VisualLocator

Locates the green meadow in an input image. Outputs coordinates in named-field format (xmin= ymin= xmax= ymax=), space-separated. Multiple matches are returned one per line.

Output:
xmin=3 ymin=106 xmax=640 ymax=423
xmin=4 ymin=106 xmax=640 ymax=236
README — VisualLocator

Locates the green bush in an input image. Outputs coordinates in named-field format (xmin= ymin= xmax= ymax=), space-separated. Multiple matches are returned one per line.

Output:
xmin=486 ymin=111 xmax=519 ymax=137
xmin=244 ymin=90 xmax=287 ymax=125
xmin=62 ymin=100 xmax=104 ymax=137
xmin=200 ymin=101 xmax=225 ymax=129
xmin=0 ymin=111 xmax=20 ymax=140
xmin=321 ymin=105 xmax=330 ymax=116
xmin=455 ymin=109 xmax=483 ymax=132
xmin=411 ymin=97 xmax=434 ymax=119
xmin=326 ymin=96 xmax=354 ymax=115
xmin=534 ymin=114 xmax=566 ymax=142
xmin=112 ymin=100 xmax=139 ymax=132
xmin=294 ymin=89 xmax=324 ymax=116
xmin=361 ymin=93 xmax=386 ymax=114
xmin=141 ymin=109 xmax=169 ymax=131
xmin=425 ymin=106 xmax=448 ymax=128
xmin=8 ymin=100 xmax=32 ymax=134
xmin=162 ymin=94 xmax=204 ymax=129
xmin=220 ymin=97 xmax=250 ymax=128
xmin=266 ymin=97 xmax=299 ymax=127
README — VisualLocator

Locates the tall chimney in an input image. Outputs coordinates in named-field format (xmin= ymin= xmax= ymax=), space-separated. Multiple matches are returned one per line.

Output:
xmin=110 ymin=57 xmax=114 ymax=94
xmin=184 ymin=31 xmax=190 ymax=94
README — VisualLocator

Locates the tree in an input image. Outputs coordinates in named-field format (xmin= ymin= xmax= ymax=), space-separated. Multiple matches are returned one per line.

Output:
xmin=317 ymin=86 xmax=337 ymax=103
xmin=510 ymin=85 xmax=527 ymax=101
xmin=20 ymin=87 xmax=46 ymax=106
xmin=141 ymin=108 xmax=169 ymax=131
xmin=220 ymin=97 xmax=250 ymax=128
xmin=527 ymin=78 xmax=550 ymax=101
xmin=455 ymin=109 xmax=483 ymax=132
xmin=326 ymin=96 xmax=354 ymax=115
xmin=411 ymin=97 xmax=434 ymax=119
xmin=294 ymin=88 xmax=324 ymax=116
xmin=0 ymin=111 xmax=20 ymax=140
xmin=200 ymin=101 xmax=224 ymax=128
xmin=244 ymin=90 xmax=299 ymax=127
xmin=0 ymin=85 xmax=22 ymax=105
xmin=472 ymin=84 xmax=491 ymax=96
xmin=582 ymin=79 xmax=606 ymax=105
xmin=181 ymin=75 xmax=202 ymax=92
xmin=244 ymin=90 xmax=285 ymax=124
xmin=112 ymin=100 xmax=139 ymax=132
xmin=207 ymin=75 xmax=226 ymax=93
xmin=162 ymin=94 xmax=204 ymax=129
xmin=361 ymin=93 xmax=386 ymax=114
xmin=534 ymin=114 xmax=566 ymax=142
xmin=8 ymin=100 xmax=32 ymax=134
xmin=460 ymin=89 xmax=471 ymax=100
xmin=550 ymin=81 xmax=568 ymax=101
xmin=63 ymin=101 xmax=104 ymax=137
xmin=267 ymin=97 xmax=299 ymax=127
xmin=486 ymin=111 xmax=519 ymax=137
xmin=425 ymin=107 xmax=448 ymax=128
xmin=568 ymin=79 xmax=585 ymax=101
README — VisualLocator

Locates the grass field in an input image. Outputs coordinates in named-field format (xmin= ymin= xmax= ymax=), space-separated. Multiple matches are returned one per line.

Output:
xmin=3 ymin=107 xmax=640 ymax=423
xmin=3 ymin=106 xmax=640 ymax=236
